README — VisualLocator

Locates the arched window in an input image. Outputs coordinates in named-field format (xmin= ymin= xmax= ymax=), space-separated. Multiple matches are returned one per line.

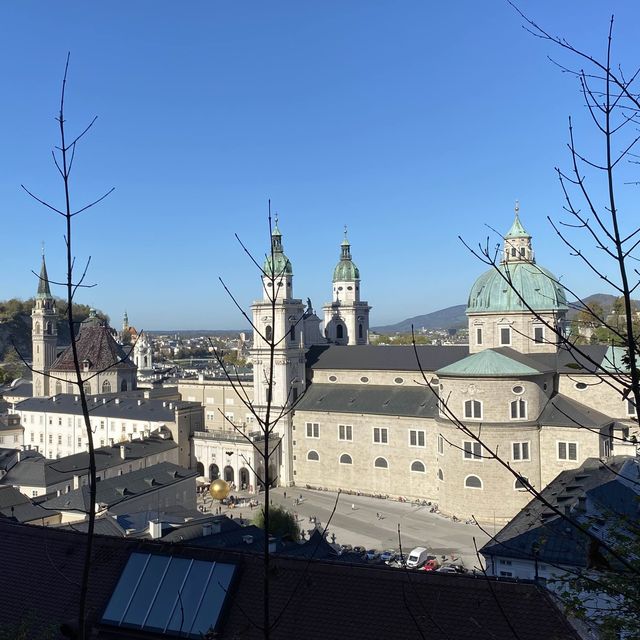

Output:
xmin=438 ymin=468 xmax=444 ymax=481
xmin=265 ymin=325 xmax=273 ymax=341
xmin=336 ymin=324 xmax=344 ymax=340
xmin=35 ymin=322 xmax=40 ymax=335
xmin=289 ymin=324 xmax=296 ymax=342
xmin=410 ymin=460 xmax=426 ymax=473
xmin=464 ymin=475 xmax=483 ymax=489
xmin=358 ymin=323 xmax=363 ymax=339
xmin=514 ymin=476 xmax=528 ymax=491
xmin=83 ymin=382 xmax=91 ymax=395
xmin=120 ymin=380 xmax=128 ymax=392
xmin=102 ymin=380 xmax=112 ymax=394
xmin=374 ymin=457 xmax=388 ymax=469
xmin=55 ymin=381 xmax=63 ymax=395
xmin=307 ymin=450 xmax=319 ymax=461
xmin=510 ymin=398 xmax=526 ymax=419
xmin=339 ymin=453 xmax=352 ymax=465
xmin=464 ymin=400 xmax=482 ymax=419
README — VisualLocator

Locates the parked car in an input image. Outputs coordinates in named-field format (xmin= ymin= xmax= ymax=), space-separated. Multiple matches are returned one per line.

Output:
xmin=365 ymin=549 xmax=380 ymax=561
xmin=339 ymin=544 xmax=353 ymax=554
xmin=420 ymin=557 xmax=440 ymax=572
xmin=352 ymin=545 xmax=366 ymax=556
xmin=406 ymin=547 xmax=430 ymax=569
xmin=379 ymin=549 xmax=396 ymax=563
xmin=436 ymin=563 xmax=467 ymax=574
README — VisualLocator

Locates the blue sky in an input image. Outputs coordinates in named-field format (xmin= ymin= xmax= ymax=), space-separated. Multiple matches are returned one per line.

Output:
xmin=2 ymin=1 xmax=639 ymax=330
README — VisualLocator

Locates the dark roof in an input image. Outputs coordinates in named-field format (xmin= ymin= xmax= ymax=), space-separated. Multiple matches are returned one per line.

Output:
xmin=0 ymin=500 xmax=54 ymax=523
xmin=41 ymin=462 xmax=197 ymax=513
xmin=15 ymin=393 xmax=189 ymax=422
xmin=0 ymin=517 xmax=581 ymax=640
xmin=481 ymin=456 xmax=640 ymax=568
xmin=296 ymin=383 xmax=438 ymax=418
xmin=0 ymin=485 xmax=29 ymax=509
xmin=51 ymin=323 xmax=134 ymax=372
xmin=1 ymin=435 xmax=177 ymax=489
xmin=1 ymin=382 xmax=32 ymax=398
xmin=306 ymin=344 xmax=469 ymax=372
xmin=539 ymin=393 xmax=613 ymax=429
xmin=57 ymin=515 xmax=127 ymax=537
xmin=0 ymin=414 xmax=22 ymax=431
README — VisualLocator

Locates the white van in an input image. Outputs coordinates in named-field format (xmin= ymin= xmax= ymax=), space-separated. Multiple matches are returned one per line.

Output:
xmin=406 ymin=547 xmax=429 ymax=568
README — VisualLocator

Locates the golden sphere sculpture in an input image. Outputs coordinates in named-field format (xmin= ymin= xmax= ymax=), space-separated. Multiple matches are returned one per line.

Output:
xmin=209 ymin=478 xmax=230 ymax=501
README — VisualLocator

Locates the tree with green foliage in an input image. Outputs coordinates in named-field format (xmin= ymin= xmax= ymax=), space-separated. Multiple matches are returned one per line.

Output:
xmin=252 ymin=505 xmax=300 ymax=542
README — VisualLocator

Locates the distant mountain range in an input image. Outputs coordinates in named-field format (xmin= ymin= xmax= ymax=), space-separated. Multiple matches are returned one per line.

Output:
xmin=373 ymin=294 xmax=639 ymax=334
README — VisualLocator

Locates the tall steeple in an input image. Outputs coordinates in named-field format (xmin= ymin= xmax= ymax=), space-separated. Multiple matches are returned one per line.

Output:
xmin=323 ymin=228 xmax=370 ymax=345
xmin=32 ymin=249 xmax=58 ymax=397
xmin=262 ymin=215 xmax=293 ymax=302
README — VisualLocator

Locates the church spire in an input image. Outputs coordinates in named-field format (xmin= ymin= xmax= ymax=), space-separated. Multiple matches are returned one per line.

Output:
xmin=503 ymin=201 xmax=534 ymax=264
xmin=36 ymin=250 xmax=52 ymax=299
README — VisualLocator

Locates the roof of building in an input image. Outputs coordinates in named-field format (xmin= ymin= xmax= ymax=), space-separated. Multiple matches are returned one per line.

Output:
xmin=1 ymin=435 xmax=177 ymax=490
xmin=538 ymin=393 xmax=613 ymax=429
xmin=0 ymin=485 xmax=29 ymax=509
xmin=41 ymin=462 xmax=197 ymax=513
xmin=467 ymin=261 xmax=568 ymax=315
xmin=306 ymin=344 xmax=469 ymax=372
xmin=481 ymin=456 xmax=640 ymax=569
xmin=15 ymin=393 xmax=192 ymax=421
xmin=50 ymin=313 xmax=135 ymax=372
xmin=295 ymin=383 xmax=438 ymax=418
xmin=0 ymin=517 xmax=582 ymax=640
xmin=1 ymin=381 xmax=32 ymax=399
xmin=437 ymin=348 xmax=553 ymax=377
xmin=505 ymin=210 xmax=530 ymax=239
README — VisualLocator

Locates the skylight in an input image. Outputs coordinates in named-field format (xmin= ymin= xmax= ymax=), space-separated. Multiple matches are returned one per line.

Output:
xmin=101 ymin=552 xmax=236 ymax=638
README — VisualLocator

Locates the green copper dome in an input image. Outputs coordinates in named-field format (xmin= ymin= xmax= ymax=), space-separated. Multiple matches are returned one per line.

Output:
xmin=263 ymin=223 xmax=293 ymax=276
xmin=467 ymin=262 xmax=568 ymax=314
xmin=333 ymin=231 xmax=360 ymax=282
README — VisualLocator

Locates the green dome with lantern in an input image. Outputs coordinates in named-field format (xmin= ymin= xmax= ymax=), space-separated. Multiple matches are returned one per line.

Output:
xmin=333 ymin=229 xmax=360 ymax=282
xmin=263 ymin=221 xmax=293 ymax=276
xmin=467 ymin=207 xmax=568 ymax=314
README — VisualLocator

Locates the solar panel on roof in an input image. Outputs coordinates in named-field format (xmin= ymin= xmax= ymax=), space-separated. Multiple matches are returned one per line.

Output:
xmin=101 ymin=552 xmax=236 ymax=638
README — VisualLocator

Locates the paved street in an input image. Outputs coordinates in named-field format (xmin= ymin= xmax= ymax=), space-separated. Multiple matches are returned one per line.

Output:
xmin=199 ymin=486 xmax=493 ymax=569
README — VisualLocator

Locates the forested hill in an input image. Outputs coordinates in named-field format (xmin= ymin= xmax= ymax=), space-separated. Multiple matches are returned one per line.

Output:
xmin=0 ymin=299 xmax=108 ymax=361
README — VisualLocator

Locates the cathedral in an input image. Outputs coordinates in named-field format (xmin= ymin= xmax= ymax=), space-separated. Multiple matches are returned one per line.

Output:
xmin=185 ymin=206 xmax=638 ymax=524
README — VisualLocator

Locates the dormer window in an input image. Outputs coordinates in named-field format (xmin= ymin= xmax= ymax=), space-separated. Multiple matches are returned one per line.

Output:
xmin=82 ymin=359 xmax=91 ymax=372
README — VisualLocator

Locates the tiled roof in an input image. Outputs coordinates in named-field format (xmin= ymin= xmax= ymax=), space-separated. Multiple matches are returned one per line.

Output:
xmin=0 ymin=435 xmax=177 ymax=490
xmin=51 ymin=324 xmax=135 ymax=372
xmin=0 ymin=518 xmax=581 ymax=640
xmin=306 ymin=344 xmax=469 ymax=372
xmin=295 ymin=384 xmax=438 ymax=419
xmin=481 ymin=456 xmax=640 ymax=568
xmin=539 ymin=394 xmax=613 ymax=429
xmin=437 ymin=348 xmax=551 ymax=377
xmin=42 ymin=462 xmax=197 ymax=513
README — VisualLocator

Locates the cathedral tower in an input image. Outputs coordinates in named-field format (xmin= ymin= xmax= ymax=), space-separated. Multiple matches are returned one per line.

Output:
xmin=31 ymin=252 xmax=57 ymax=397
xmin=250 ymin=219 xmax=305 ymax=485
xmin=323 ymin=228 xmax=371 ymax=345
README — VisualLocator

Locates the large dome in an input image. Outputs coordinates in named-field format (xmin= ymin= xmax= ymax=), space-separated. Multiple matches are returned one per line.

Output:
xmin=332 ymin=234 xmax=360 ymax=282
xmin=467 ymin=262 xmax=568 ymax=314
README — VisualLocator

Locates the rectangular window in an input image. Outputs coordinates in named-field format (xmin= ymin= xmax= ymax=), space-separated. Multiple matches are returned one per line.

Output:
xmin=77 ymin=437 xmax=82 ymax=448
xmin=464 ymin=400 xmax=482 ymax=419
xmin=338 ymin=424 xmax=353 ymax=441
xmin=206 ymin=411 xmax=215 ymax=421
xmin=306 ymin=422 xmax=319 ymax=438
xmin=40 ymin=433 xmax=44 ymax=444
xmin=476 ymin=328 xmax=483 ymax=345
xmin=409 ymin=429 xmax=425 ymax=447
xmin=100 ymin=420 xmax=105 ymax=430
xmin=463 ymin=441 xmax=482 ymax=460
xmin=500 ymin=327 xmax=511 ymax=345
xmin=30 ymin=432 xmax=34 ymax=443
xmin=48 ymin=434 xmax=52 ymax=444
xmin=67 ymin=435 xmax=72 ymax=446
xmin=438 ymin=434 xmax=444 ymax=455
xmin=58 ymin=417 xmax=62 ymax=426
xmin=558 ymin=441 xmax=578 ymax=461
xmin=206 ymin=396 xmax=215 ymax=404
xmin=627 ymin=399 xmax=636 ymax=417
xmin=512 ymin=442 xmax=530 ymax=461
xmin=373 ymin=427 xmax=388 ymax=444
xmin=510 ymin=398 xmax=527 ymax=420
xmin=534 ymin=326 xmax=544 ymax=344
xmin=226 ymin=398 xmax=235 ymax=405
xmin=57 ymin=435 xmax=62 ymax=445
